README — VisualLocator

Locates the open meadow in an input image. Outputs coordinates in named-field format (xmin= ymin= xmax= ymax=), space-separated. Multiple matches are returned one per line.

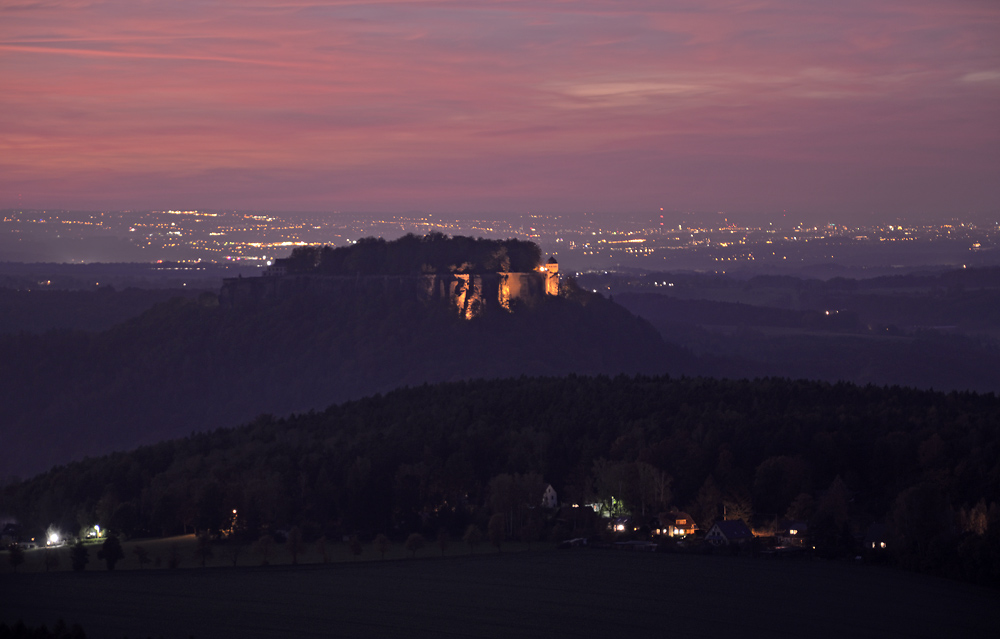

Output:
xmin=3 ymin=545 xmax=999 ymax=638
xmin=1 ymin=535 xmax=544 ymax=573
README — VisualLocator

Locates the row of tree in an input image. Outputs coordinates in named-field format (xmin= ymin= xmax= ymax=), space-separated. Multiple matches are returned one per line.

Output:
xmin=280 ymin=233 xmax=542 ymax=275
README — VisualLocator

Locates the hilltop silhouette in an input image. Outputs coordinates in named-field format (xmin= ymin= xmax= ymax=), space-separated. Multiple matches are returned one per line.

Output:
xmin=0 ymin=236 xmax=694 ymax=479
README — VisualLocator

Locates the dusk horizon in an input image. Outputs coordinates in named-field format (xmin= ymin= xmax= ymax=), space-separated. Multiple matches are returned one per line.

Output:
xmin=4 ymin=1 xmax=998 ymax=223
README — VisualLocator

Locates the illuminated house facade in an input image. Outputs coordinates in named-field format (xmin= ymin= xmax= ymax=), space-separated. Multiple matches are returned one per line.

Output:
xmin=657 ymin=511 xmax=698 ymax=537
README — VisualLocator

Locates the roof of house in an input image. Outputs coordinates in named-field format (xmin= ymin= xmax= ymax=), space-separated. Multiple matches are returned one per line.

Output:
xmin=659 ymin=511 xmax=697 ymax=527
xmin=709 ymin=520 xmax=753 ymax=540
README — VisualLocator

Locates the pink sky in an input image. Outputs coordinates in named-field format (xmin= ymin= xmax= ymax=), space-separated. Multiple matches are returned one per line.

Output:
xmin=2 ymin=1 xmax=998 ymax=222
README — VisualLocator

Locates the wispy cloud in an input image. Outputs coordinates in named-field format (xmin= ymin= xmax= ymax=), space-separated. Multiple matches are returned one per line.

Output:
xmin=961 ymin=70 xmax=1000 ymax=83
xmin=1 ymin=0 xmax=998 ymax=216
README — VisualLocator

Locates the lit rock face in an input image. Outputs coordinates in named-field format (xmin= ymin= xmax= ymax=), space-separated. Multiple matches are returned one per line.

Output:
xmin=428 ymin=271 xmax=551 ymax=318
xmin=221 ymin=266 xmax=559 ymax=319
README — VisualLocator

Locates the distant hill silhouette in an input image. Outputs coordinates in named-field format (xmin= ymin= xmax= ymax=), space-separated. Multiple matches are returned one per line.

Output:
xmin=0 ymin=275 xmax=695 ymax=479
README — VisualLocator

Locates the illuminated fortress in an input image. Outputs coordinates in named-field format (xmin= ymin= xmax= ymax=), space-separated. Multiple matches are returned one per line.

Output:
xmin=424 ymin=256 xmax=560 ymax=318
xmin=220 ymin=235 xmax=560 ymax=319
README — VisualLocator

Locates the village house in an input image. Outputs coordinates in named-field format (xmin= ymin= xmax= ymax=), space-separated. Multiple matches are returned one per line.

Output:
xmin=704 ymin=520 xmax=754 ymax=546
xmin=864 ymin=523 xmax=889 ymax=552
xmin=541 ymin=485 xmax=558 ymax=509
xmin=777 ymin=519 xmax=808 ymax=546
xmin=657 ymin=511 xmax=698 ymax=538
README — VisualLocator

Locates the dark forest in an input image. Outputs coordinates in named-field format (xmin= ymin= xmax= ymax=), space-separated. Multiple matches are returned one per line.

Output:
xmin=4 ymin=374 xmax=999 ymax=585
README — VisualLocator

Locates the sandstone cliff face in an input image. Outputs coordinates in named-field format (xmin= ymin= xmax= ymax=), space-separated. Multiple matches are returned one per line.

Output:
xmin=220 ymin=270 xmax=556 ymax=318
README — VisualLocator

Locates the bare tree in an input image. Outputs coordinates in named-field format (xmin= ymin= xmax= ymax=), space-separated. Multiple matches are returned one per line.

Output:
xmin=196 ymin=532 xmax=213 ymax=567
xmin=227 ymin=541 xmax=245 ymax=567
xmin=405 ymin=533 xmax=425 ymax=558
xmin=44 ymin=548 xmax=60 ymax=572
xmin=287 ymin=527 xmax=304 ymax=565
xmin=316 ymin=536 xmax=329 ymax=564
xmin=167 ymin=543 xmax=181 ymax=569
xmin=687 ymin=475 xmax=722 ymax=531
xmin=375 ymin=534 xmax=391 ymax=560
xmin=463 ymin=524 xmax=483 ymax=554
xmin=488 ymin=513 xmax=506 ymax=553
xmin=8 ymin=545 xmax=25 ymax=572
xmin=254 ymin=534 xmax=274 ymax=565
xmin=133 ymin=545 xmax=150 ymax=569
xmin=348 ymin=535 xmax=363 ymax=560
xmin=436 ymin=528 xmax=450 ymax=556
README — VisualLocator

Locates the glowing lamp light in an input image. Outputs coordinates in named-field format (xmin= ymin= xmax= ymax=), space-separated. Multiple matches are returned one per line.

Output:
xmin=789 ymin=529 xmax=798 ymax=535
xmin=47 ymin=532 xmax=60 ymax=545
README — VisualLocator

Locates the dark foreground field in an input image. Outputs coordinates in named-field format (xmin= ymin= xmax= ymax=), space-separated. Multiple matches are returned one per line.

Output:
xmin=3 ymin=550 xmax=998 ymax=639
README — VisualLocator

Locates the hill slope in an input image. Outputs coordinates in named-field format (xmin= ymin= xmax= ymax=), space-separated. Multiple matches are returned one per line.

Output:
xmin=0 ymin=285 xmax=693 ymax=479
xmin=4 ymin=374 xmax=999 ymax=585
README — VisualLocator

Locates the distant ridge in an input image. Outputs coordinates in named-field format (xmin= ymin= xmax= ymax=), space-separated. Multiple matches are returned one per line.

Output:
xmin=0 ymin=238 xmax=692 ymax=478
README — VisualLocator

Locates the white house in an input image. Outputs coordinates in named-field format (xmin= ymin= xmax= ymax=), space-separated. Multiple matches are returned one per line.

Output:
xmin=704 ymin=520 xmax=753 ymax=546
xmin=541 ymin=485 xmax=558 ymax=509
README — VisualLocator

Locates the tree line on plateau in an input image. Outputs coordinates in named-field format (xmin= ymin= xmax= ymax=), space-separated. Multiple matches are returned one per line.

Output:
xmin=3 ymin=374 xmax=999 ymax=586
xmin=279 ymin=233 xmax=542 ymax=275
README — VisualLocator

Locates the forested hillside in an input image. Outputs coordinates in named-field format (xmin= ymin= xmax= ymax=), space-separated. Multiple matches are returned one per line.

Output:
xmin=4 ymin=375 xmax=999 ymax=585
xmin=0 ymin=281 xmax=692 ymax=479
